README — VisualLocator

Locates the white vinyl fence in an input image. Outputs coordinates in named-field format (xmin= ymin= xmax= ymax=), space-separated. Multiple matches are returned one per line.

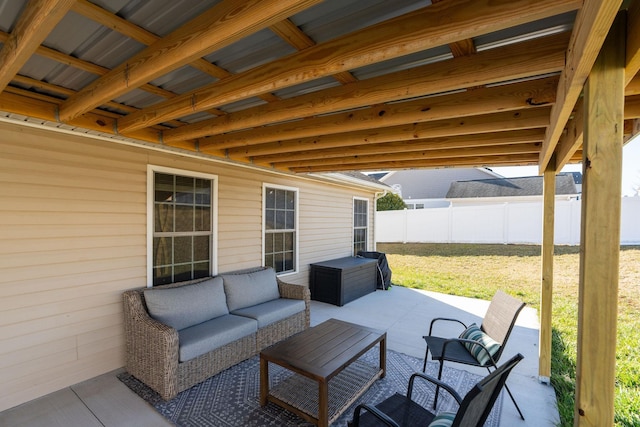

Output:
xmin=376 ymin=197 xmax=640 ymax=245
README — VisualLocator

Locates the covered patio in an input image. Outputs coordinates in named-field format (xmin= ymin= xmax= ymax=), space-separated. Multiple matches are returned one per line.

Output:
xmin=0 ymin=287 xmax=557 ymax=426
xmin=0 ymin=0 xmax=635 ymax=425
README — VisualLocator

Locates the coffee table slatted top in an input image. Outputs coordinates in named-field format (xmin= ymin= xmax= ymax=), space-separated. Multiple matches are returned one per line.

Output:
xmin=261 ymin=319 xmax=385 ymax=380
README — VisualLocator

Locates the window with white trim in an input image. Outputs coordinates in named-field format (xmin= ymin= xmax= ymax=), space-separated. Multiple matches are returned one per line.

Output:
xmin=353 ymin=198 xmax=368 ymax=255
xmin=263 ymin=185 xmax=297 ymax=274
xmin=150 ymin=168 xmax=216 ymax=286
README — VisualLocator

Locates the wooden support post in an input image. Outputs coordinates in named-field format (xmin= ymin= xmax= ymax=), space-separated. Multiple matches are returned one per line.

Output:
xmin=539 ymin=157 xmax=556 ymax=383
xmin=575 ymin=13 xmax=624 ymax=427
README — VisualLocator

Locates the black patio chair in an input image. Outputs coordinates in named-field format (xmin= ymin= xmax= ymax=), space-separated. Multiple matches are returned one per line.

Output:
xmin=422 ymin=290 xmax=526 ymax=420
xmin=349 ymin=353 xmax=524 ymax=427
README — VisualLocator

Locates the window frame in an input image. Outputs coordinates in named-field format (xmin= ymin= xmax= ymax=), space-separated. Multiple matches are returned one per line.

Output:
xmin=262 ymin=183 xmax=299 ymax=276
xmin=353 ymin=197 xmax=369 ymax=256
xmin=147 ymin=165 xmax=218 ymax=287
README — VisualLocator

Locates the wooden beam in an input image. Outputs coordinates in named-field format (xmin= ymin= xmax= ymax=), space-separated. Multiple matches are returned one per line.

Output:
xmin=431 ymin=0 xmax=477 ymax=57
xmin=554 ymin=92 xmax=640 ymax=170
xmin=166 ymin=33 xmax=568 ymax=144
xmin=71 ymin=0 xmax=278 ymax=106
xmin=228 ymin=111 xmax=549 ymax=159
xmin=626 ymin=0 xmax=640 ymax=85
xmin=269 ymin=19 xmax=357 ymax=84
xmin=288 ymin=153 xmax=540 ymax=173
xmin=555 ymin=99 xmax=585 ymax=169
xmin=272 ymin=141 xmax=542 ymax=169
xmin=625 ymin=94 xmax=640 ymax=117
xmin=539 ymin=158 xmax=556 ymax=383
xmin=259 ymin=129 xmax=545 ymax=164
xmin=0 ymin=89 xmax=196 ymax=150
xmin=0 ymin=28 xmax=195 ymax=105
xmin=0 ymin=0 xmax=76 ymax=92
xmin=204 ymin=77 xmax=557 ymax=150
xmin=120 ymin=0 xmax=580 ymax=133
xmin=58 ymin=0 xmax=320 ymax=122
xmin=625 ymin=74 xmax=640 ymax=95
xmin=539 ymin=0 xmax=623 ymax=172
xmin=575 ymin=14 xmax=624 ymax=427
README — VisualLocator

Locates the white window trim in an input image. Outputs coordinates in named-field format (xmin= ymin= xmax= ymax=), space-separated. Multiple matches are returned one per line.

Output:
xmin=353 ymin=196 xmax=370 ymax=254
xmin=262 ymin=183 xmax=299 ymax=276
xmin=147 ymin=165 xmax=218 ymax=287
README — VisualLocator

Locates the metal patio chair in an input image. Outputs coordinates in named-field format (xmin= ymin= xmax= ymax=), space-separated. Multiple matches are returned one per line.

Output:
xmin=422 ymin=290 xmax=526 ymax=420
xmin=349 ymin=353 xmax=524 ymax=427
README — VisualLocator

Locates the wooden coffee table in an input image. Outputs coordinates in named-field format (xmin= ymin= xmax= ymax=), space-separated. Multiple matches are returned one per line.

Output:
xmin=260 ymin=318 xmax=386 ymax=427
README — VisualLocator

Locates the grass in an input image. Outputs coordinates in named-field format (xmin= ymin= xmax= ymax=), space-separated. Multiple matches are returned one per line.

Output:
xmin=377 ymin=243 xmax=640 ymax=427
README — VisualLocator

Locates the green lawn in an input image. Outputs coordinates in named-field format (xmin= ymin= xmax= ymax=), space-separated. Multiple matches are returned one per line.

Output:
xmin=377 ymin=243 xmax=640 ymax=427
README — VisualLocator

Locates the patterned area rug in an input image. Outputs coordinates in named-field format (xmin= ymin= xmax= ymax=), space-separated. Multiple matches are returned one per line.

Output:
xmin=118 ymin=348 xmax=503 ymax=426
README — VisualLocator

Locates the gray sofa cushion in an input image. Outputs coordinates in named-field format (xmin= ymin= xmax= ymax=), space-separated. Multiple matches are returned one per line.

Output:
xmin=231 ymin=298 xmax=306 ymax=328
xmin=221 ymin=267 xmax=281 ymax=311
xmin=143 ymin=277 xmax=228 ymax=331
xmin=178 ymin=314 xmax=257 ymax=362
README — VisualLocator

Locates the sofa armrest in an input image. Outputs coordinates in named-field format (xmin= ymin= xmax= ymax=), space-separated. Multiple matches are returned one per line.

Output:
xmin=123 ymin=289 xmax=180 ymax=399
xmin=277 ymin=278 xmax=311 ymax=328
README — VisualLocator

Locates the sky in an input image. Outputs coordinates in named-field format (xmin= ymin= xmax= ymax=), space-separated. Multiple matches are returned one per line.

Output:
xmin=491 ymin=137 xmax=640 ymax=197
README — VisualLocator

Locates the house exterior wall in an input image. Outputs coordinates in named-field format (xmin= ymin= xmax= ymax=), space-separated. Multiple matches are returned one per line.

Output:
xmin=380 ymin=167 xmax=499 ymax=200
xmin=0 ymin=121 xmax=377 ymax=411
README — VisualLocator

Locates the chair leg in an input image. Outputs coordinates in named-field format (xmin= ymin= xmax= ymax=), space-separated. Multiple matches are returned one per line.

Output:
xmin=504 ymin=383 xmax=525 ymax=420
xmin=433 ymin=360 xmax=444 ymax=410
xmin=486 ymin=366 xmax=525 ymax=420
xmin=422 ymin=344 xmax=430 ymax=373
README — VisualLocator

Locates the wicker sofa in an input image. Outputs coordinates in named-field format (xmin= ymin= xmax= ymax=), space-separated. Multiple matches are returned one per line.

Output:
xmin=123 ymin=266 xmax=310 ymax=400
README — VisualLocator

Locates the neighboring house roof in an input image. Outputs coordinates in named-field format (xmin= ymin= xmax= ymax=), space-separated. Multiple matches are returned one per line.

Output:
xmin=378 ymin=168 xmax=500 ymax=199
xmin=446 ymin=174 xmax=579 ymax=198
xmin=320 ymin=171 xmax=390 ymax=191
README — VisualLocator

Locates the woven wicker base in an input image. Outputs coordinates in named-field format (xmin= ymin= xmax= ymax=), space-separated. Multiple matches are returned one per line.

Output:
xmin=269 ymin=360 xmax=382 ymax=425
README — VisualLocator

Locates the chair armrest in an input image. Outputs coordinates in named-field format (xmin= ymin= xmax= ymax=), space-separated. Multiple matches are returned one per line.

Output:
xmin=351 ymin=404 xmax=400 ymax=427
xmin=442 ymin=337 xmax=498 ymax=367
xmin=123 ymin=290 xmax=180 ymax=398
xmin=407 ymin=372 xmax=463 ymax=405
xmin=277 ymin=278 xmax=311 ymax=328
xmin=427 ymin=317 xmax=468 ymax=336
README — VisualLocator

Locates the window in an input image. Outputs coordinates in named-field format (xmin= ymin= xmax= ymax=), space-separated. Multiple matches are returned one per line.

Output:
xmin=263 ymin=185 xmax=297 ymax=274
xmin=149 ymin=167 xmax=216 ymax=286
xmin=353 ymin=198 xmax=368 ymax=255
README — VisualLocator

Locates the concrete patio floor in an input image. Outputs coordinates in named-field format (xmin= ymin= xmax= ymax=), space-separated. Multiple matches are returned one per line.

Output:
xmin=0 ymin=286 xmax=560 ymax=427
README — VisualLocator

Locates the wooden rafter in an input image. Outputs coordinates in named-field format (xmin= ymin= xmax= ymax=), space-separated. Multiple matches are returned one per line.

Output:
xmin=269 ymin=19 xmax=358 ymax=84
xmin=165 ymin=32 xmax=570 ymax=144
xmin=228 ymin=109 xmax=551 ymax=160
xmin=264 ymin=129 xmax=545 ymax=166
xmin=202 ymin=77 xmax=558 ymax=150
xmin=117 ymin=0 xmax=580 ymax=133
xmin=288 ymin=153 xmax=540 ymax=173
xmin=274 ymin=142 xmax=542 ymax=170
xmin=71 ymin=0 xmax=278 ymax=107
xmin=0 ymin=0 xmax=76 ymax=92
xmin=58 ymin=0 xmax=321 ymax=122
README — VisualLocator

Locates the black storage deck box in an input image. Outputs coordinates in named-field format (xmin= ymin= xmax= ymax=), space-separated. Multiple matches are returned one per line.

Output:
xmin=309 ymin=256 xmax=378 ymax=306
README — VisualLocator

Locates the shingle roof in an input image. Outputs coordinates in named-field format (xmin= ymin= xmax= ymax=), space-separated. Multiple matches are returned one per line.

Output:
xmin=446 ymin=174 xmax=578 ymax=198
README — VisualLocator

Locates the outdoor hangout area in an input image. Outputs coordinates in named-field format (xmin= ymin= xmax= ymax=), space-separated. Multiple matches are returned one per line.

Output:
xmin=1 ymin=1 xmax=638 ymax=426
xmin=0 ymin=285 xmax=556 ymax=427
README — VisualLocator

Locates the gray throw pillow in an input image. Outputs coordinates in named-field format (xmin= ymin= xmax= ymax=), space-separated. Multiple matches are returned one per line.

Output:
xmin=221 ymin=267 xmax=280 ymax=311
xmin=143 ymin=277 xmax=228 ymax=330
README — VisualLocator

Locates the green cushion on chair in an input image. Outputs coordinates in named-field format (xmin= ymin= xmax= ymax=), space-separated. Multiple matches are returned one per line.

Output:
xmin=427 ymin=411 xmax=456 ymax=427
xmin=459 ymin=323 xmax=501 ymax=365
